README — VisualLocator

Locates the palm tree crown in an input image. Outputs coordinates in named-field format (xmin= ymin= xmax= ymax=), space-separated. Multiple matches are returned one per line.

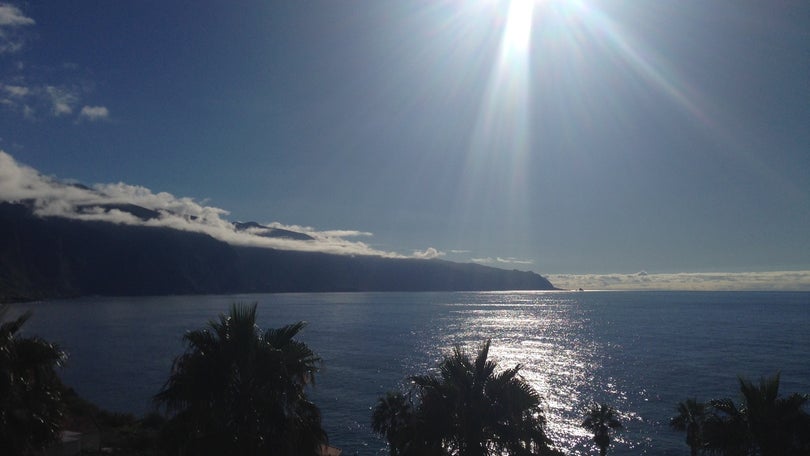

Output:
xmin=0 ymin=305 xmax=67 ymax=455
xmin=372 ymin=339 xmax=557 ymax=456
xmin=670 ymin=398 xmax=707 ymax=456
xmin=702 ymin=373 xmax=810 ymax=456
xmin=371 ymin=391 xmax=418 ymax=456
xmin=154 ymin=302 xmax=327 ymax=456
xmin=582 ymin=403 xmax=622 ymax=456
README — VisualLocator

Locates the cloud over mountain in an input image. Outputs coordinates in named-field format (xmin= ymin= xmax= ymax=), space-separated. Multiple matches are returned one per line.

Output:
xmin=472 ymin=257 xmax=535 ymax=266
xmin=413 ymin=247 xmax=445 ymax=259
xmin=0 ymin=151 xmax=433 ymax=258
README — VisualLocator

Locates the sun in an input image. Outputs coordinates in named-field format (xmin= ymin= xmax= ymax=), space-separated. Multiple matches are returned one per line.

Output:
xmin=501 ymin=0 xmax=535 ymax=56
xmin=457 ymin=0 xmax=537 ymax=240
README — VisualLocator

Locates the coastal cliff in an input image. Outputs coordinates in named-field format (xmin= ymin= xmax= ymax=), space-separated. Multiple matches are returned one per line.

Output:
xmin=0 ymin=203 xmax=555 ymax=302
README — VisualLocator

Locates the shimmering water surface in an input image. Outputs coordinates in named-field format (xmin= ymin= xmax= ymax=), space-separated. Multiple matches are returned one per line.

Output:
xmin=14 ymin=291 xmax=810 ymax=455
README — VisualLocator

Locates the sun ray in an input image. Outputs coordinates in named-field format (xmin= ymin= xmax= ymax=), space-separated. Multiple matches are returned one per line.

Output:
xmin=460 ymin=0 xmax=536 ymax=245
xmin=570 ymin=1 xmax=713 ymax=129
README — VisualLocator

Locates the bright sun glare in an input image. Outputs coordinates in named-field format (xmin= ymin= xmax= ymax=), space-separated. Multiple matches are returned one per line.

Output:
xmin=458 ymin=0 xmax=537 ymax=245
xmin=467 ymin=0 xmax=707 ymax=167
xmin=501 ymin=0 xmax=535 ymax=55
xmin=460 ymin=0 xmax=710 ymax=260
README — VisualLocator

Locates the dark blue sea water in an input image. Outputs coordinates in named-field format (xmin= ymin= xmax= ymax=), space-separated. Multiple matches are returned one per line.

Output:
xmin=12 ymin=291 xmax=810 ymax=455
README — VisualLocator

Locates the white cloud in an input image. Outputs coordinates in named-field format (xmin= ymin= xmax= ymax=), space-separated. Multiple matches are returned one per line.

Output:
xmin=498 ymin=257 xmax=534 ymax=265
xmin=3 ymin=84 xmax=29 ymax=97
xmin=318 ymin=229 xmax=373 ymax=238
xmin=0 ymin=4 xmax=34 ymax=26
xmin=79 ymin=105 xmax=109 ymax=121
xmin=53 ymin=102 xmax=71 ymax=115
xmin=0 ymin=3 xmax=34 ymax=54
xmin=265 ymin=222 xmax=319 ymax=233
xmin=0 ymin=151 xmax=439 ymax=259
xmin=547 ymin=271 xmax=810 ymax=292
xmin=472 ymin=256 xmax=534 ymax=266
xmin=0 ymin=84 xmax=30 ymax=113
xmin=412 ymin=247 xmax=444 ymax=259
xmin=0 ymin=81 xmax=110 ymax=121
xmin=0 ymin=5 xmax=110 ymax=122
xmin=46 ymin=86 xmax=77 ymax=116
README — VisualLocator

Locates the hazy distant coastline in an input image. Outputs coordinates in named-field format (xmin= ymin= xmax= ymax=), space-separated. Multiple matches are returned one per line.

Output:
xmin=549 ymin=270 xmax=810 ymax=292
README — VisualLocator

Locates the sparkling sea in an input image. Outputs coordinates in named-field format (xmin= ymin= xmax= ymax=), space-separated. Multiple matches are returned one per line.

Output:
xmin=13 ymin=291 xmax=810 ymax=455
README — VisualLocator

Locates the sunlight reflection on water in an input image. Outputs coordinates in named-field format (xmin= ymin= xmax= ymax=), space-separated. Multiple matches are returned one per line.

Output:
xmin=15 ymin=291 xmax=810 ymax=456
xmin=430 ymin=293 xmax=598 ymax=454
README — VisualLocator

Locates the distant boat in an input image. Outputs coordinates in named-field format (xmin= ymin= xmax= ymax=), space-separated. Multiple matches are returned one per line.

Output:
xmin=578 ymin=288 xmax=584 ymax=292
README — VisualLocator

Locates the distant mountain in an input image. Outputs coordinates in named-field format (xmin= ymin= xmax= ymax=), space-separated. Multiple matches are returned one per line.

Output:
xmin=0 ymin=203 xmax=556 ymax=302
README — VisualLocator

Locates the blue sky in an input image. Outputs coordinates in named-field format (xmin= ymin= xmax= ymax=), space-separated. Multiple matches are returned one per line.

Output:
xmin=1 ymin=0 xmax=808 ymax=282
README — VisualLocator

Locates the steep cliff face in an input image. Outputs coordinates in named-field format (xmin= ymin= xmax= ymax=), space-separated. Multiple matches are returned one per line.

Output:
xmin=0 ymin=203 xmax=555 ymax=302
xmin=0 ymin=203 xmax=241 ymax=300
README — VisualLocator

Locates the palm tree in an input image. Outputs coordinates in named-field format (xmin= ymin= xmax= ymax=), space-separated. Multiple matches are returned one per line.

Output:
xmin=371 ymin=392 xmax=417 ymax=456
xmin=702 ymin=373 xmax=810 ymax=456
xmin=670 ymin=398 xmax=707 ymax=456
xmin=582 ymin=403 xmax=622 ymax=456
xmin=0 ymin=305 xmax=67 ymax=455
xmin=154 ymin=302 xmax=327 ymax=456
xmin=738 ymin=373 xmax=810 ymax=455
xmin=702 ymin=398 xmax=749 ymax=456
xmin=372 ymin=339 xmax=557 ymax=456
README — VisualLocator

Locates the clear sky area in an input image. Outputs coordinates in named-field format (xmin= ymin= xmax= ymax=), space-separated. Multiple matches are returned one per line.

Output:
xmin=1 ymin=1 xmax=808 ymax=289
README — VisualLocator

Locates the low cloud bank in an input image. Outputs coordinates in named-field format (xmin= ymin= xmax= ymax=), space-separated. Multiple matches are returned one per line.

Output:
xmin=548 ymin=271 xmax=810 ymax=291
xmin=472 ymin=257 xmax=535 ymax=266
xmin=413 ymin=247 xmax=445 ymax=259
xmin=0 ymin=151 xmax=441 ymax=258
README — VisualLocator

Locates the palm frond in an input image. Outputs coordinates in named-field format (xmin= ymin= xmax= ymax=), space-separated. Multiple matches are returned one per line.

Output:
xmin=153 ymin=302 xmax=326 ymax=453
xmin=265 ymin=320 xmax=307 ymax=346
xmin=0 ymin=306 xmax=32 ymax=341
xmin=382 ymin=340 xmax=553 ymax=456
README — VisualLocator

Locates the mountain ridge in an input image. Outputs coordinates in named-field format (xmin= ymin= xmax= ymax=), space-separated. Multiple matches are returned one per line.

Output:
xmin=0 ymin=203 xmax=556 ymax=302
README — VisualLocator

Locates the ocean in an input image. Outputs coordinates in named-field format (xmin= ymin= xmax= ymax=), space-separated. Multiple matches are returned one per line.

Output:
xmin=12 ymin=291 xmax=810 ymax=455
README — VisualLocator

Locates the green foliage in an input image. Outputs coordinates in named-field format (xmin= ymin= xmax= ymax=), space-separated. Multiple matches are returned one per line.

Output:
xmin=372 ymin=339 xmax=558 ymax=456
xmin=153 ymin=302 xmax=327 ymax=456
xmin=0 ymin=304 xmax=67 ymax=455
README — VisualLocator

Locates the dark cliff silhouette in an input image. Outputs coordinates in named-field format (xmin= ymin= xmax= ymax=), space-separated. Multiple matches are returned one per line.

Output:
xmin=0 ymin=203 xmax=555 ymax=302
